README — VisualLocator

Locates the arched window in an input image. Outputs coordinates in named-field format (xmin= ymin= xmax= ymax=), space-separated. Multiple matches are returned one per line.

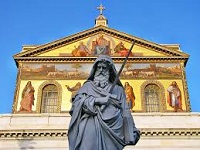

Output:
xmin=41 ymin=84 xmax=58 ymax=113
xmin=145 ymin=84 xmax=160 ymax=112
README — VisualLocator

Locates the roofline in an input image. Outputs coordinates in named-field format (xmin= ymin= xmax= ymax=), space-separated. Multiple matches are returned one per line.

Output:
xmin=14 ymin=25 xmax=189 ymax=58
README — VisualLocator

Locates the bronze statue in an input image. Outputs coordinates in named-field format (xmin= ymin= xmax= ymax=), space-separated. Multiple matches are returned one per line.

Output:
xmin=68 ymin=55 xmax=140 ymax=150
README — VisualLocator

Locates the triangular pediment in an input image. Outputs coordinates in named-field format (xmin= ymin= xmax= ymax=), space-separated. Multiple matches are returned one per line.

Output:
xmin=14 ymin=25 xmax=189 ymax=59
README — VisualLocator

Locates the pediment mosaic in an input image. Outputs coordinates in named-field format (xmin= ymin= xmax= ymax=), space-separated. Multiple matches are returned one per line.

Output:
xmin=14 ymin=26 xmax=189 ymax=59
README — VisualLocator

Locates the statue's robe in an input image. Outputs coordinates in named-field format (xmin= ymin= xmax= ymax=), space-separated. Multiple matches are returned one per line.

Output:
xmin=68 ymin=80 xmax=140 ymax=150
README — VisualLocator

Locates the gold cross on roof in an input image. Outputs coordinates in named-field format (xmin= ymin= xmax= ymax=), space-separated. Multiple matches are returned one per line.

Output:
xmin=97 ymin=4 xmax=105 ymax=15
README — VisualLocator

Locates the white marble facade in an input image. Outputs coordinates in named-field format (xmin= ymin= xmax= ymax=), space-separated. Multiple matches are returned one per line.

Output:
xmin=0 ymin=113 xmax=200 ymax=150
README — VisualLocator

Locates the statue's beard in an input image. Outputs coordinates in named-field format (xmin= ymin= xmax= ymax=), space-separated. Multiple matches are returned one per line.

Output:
xmin=93 ymin=71 xmax=109 ymax=88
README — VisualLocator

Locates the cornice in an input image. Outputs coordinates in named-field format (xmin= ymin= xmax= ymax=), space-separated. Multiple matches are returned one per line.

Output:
xmin=14 ymin=26 xmax=189 ymax=58
xmin=14 ymin=56 xmax=188 ymax=63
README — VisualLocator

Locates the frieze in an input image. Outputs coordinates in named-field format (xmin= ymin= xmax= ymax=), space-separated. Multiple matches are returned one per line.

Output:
xmin=141 ymin=129 xmax=200 ymax=136
xmin=1 ymin=129 xmax=200 ymax=139
xmin=20 ymin=62 xmax=183 ymax=80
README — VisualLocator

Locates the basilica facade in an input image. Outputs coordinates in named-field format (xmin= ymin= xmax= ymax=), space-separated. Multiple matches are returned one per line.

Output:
xmin=0 ymin=5 xmax=199 ymax=150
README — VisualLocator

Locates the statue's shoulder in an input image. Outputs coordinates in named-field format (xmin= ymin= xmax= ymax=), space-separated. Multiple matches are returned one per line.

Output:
xmin=113 ymin=84 xmax=124 ymax=93
xmin=82 ymin=80 xmax=94 ymax=88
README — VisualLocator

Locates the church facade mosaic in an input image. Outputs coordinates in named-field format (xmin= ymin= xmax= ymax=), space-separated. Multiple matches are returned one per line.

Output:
xmin=12 ymin=8 xmax=190 ymax=114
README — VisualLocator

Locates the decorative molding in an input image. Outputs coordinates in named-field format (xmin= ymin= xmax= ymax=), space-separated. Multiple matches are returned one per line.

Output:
xmin=1 ymin=128 xmax=200 ymax=139
xmin=14 ymin=56 xmax=188 ymax=64
xmin=141 ymin=128 xmax=200 ymax=137
xmin=36 ymin=80 xmax=62 ymax=113
xmin=141 ymin=80 xmax=167 ymax=112
xmin=0 ymin=129 xmax=67 ymax=139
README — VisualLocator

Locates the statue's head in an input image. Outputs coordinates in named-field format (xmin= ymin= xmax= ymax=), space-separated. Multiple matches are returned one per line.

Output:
xmin=88 ymin=55 xmax=123 ymax=87
xmin=94 ymin=59 xmax=110 ymax=78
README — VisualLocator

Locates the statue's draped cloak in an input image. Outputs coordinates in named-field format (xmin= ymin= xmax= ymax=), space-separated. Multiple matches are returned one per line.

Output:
xmin=68 ymin=55 xmax=140 ymax=150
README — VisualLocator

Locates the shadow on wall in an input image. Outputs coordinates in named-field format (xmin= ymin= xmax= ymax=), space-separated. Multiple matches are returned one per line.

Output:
xmin=17 ymin=130 xmax=36 ymax=150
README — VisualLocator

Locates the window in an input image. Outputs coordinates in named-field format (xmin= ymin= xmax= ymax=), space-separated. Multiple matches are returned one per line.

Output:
xmin=145 ymin=84 xmax=160 ymax=112
xmin=41 ymin=84 xmax=58 ymax=113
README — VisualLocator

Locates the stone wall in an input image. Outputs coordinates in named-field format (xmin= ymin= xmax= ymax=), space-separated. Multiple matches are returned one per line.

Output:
xmin=0 ymin=113 xmax=200 ymax=150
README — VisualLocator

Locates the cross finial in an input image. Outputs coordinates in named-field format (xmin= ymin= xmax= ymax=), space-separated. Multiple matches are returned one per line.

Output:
xmin=97 ymin=4 xmax=105 ymax=15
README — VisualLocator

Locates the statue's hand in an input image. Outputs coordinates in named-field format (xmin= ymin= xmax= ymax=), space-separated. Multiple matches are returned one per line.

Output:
xmin=95 ymin=93 xmax=118 ymax=106
xmin=95 ymin=95 xmax=109 ymax=105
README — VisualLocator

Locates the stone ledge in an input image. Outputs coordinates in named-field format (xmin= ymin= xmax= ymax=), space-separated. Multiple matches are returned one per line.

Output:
xmin=1 ymin=113 xmax=200 ymax=130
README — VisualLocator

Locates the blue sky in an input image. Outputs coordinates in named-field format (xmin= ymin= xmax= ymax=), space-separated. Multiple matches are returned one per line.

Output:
xmin=0 ymin=0 xmax=200 ymax=113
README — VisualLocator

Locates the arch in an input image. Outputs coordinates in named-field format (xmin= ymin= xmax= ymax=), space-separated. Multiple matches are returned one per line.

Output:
xmin=141 ymin=80 xmax=166 ymax=112
xmin=36 ymin=80 xmax=62 ymax=113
